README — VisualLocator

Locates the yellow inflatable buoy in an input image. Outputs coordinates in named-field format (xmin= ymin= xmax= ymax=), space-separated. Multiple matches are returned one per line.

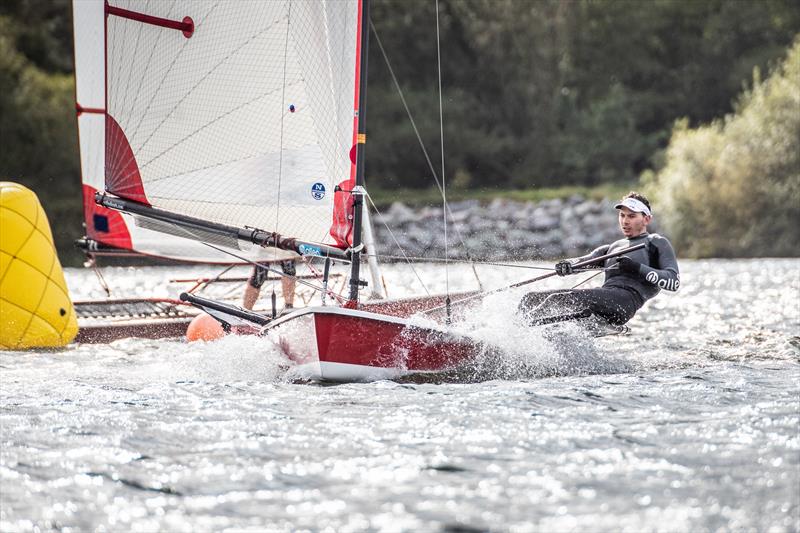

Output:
xmin=0 ymin=182 xmax=78 ymax=349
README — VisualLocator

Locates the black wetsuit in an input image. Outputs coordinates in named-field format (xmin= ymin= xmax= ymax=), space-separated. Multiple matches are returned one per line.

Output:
xmin=248 ymin=260 xmax=297 ymax=289
xmin=519 ymin=233 xmax=680 ymax=325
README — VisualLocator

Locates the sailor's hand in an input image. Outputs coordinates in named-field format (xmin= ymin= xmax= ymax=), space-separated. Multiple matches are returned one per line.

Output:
xmin=555 ymin=260 xmax=574 ymax=276
xmin=616 ymin=256 xmax=641 ymax=274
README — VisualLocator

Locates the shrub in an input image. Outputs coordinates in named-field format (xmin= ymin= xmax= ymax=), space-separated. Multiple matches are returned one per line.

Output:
xmin=647 ymin=37 xmax=800 ymax=257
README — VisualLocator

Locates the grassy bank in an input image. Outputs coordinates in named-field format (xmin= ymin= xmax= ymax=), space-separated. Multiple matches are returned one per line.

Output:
xmin=366 ymin=183 xmax=634 ymax=208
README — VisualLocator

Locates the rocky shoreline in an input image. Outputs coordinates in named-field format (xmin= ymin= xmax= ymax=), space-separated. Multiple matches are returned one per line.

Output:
xmin=371 ymin=195 xmax=658 ymax=261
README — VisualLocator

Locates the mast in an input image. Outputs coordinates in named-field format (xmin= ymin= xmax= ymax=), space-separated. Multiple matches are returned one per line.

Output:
xmin=348 ymin=0 xmax=370 ymax=304
xmin=361 ymin=200 xmax=386 ymax=299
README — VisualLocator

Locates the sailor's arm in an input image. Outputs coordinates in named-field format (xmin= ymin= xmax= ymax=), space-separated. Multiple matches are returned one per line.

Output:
xmin=555 ymin=245 xmax=610 ymax=275
xmin=639 ymin=236 xmax=680 ymax=291
xmin=573 ymin=245 xmax=611 ymax=267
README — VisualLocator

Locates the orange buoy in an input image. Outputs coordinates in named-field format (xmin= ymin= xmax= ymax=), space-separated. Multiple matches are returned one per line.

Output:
xmin=185 ymin=312 xmax=225 ymax=342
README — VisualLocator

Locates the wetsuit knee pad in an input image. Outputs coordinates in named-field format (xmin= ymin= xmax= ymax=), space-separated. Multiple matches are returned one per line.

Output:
xmin=248 ymin=265 xmax=269 ymax=289
xmin=281 ymin=260 xmax=296 ymax=276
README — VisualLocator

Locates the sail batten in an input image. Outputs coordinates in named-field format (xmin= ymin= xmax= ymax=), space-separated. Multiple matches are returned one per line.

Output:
xmin=106 ymin=4 xmax=195 ymax=38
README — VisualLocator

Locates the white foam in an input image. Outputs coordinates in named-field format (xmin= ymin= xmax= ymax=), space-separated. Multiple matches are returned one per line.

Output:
xmin=448 ymin=289 xmax=633 ymax=380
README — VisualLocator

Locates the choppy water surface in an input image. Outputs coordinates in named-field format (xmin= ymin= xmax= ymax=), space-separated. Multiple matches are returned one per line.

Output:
xmin=1 ymin=259 xmax=798 ymax=532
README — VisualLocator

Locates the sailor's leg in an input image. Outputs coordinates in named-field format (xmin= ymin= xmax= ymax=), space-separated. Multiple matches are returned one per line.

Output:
xmin=579 ymin=288 xmax=642 ymax=325
xmin=243 ymin=264 xmax=268 ymax=310
xmin=518 ymin=289 xmax=588 ymax=320
xmin=280 ymin=260 xmax=296 ymax=308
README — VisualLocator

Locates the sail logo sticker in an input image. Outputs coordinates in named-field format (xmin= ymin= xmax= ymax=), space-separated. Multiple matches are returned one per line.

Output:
xmin=298 ymin=244 xmax=322 ymax=256
xmin=646 ymin=271 xmax=680 ymax=291
xmin=311 ymin=183 xmax=326 ymax=200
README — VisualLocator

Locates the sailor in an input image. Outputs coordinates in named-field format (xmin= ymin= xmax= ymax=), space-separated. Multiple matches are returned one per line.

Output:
xmin=518 ymin=192 xmax=680 ymax=325
xmin=242 ymin=260 xmax=297 ymax=313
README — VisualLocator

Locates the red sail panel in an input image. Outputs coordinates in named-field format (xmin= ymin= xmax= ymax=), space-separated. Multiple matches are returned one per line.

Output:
xmin=105 ymin=114 xmax=149 ymax=205
xmin=330 ymin=179 xmax=355 ymax=247
xmin=82 ymin=184 xmax=133 ymax=249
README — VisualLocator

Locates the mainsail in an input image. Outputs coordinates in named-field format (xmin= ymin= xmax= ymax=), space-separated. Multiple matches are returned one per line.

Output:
xmin=75 ymin=0 xmax=286 ymax=262
xmin=84 ymin=0 xmax=362 ymax=261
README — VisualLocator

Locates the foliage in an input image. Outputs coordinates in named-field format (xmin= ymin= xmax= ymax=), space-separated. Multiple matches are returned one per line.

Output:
xmin=0 ymin=13 xmax=82 ymax=265
xmin=0 ymin=0 xmax=73 ymax=73
xmin=366 ymin=0 xmax=800 ymax=191
xmin=0 ymin=0 xmax=798 ymax=263
xmin=646 ymin=38 xmax=800 ymax=258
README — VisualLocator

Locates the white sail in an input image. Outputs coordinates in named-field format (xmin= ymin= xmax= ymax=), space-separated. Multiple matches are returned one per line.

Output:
xmin=101 ymin=0 xmax=362 ymax=252
xmin=74 ymin=0 xmax=298 ymax=262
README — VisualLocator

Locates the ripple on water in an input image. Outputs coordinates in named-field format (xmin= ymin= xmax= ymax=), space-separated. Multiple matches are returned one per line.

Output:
xmin=0 ymin=259 xmax=798 ymax=531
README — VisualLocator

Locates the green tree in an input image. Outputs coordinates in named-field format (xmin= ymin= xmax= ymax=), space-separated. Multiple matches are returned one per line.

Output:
xmin=0 ymin=14 xmax=82 ymax=264
xmin=366 ymin=0 xmax=800 ymax=190
xmin=647 ymin=38 xmax=800 ymax=257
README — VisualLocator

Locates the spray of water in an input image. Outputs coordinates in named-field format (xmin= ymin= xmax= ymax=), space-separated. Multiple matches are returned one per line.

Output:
xmin=447 ymin=289 xmax=634 ymax=381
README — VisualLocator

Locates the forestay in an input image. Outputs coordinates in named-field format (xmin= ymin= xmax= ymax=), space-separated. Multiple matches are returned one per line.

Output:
xmin=96 ymin=0 xmax=361 ymax=257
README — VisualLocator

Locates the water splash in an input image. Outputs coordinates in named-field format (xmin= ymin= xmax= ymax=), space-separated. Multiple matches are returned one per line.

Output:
xmin=445 ymin=289 xmax=633 ymax=381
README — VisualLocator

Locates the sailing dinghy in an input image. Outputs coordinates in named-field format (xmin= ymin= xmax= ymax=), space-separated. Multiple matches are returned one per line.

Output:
xmin=85 ymin=0 xmax=635 ymax=380
xmin=76 ymin=0 xmax=485 ymax=379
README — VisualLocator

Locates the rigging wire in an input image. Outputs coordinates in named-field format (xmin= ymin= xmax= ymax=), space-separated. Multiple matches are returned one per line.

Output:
xmin=365 ymin=193 xmax=432 ymax=297
xmin=571 ymin=269 xmax=605 ymax=289
xmin=361 ymin=251 xmax=556 ymax=271
xmin=271 ymin=0 xmax=294 ymax=317
xmin=434 ymin=0 xmax=451 ymax=323
xmin=86 ymin=256 xmax=111 ymax=297
xmin=369 ymin=18 xmax=483 ymax=291
xmin=185 ymin=264 xmax=237 ymax=294
xmin=199 ymin=241 xmax=347 ymax=305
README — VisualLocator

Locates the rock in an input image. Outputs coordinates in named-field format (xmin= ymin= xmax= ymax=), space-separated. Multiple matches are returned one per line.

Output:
xmin=528 ymin=207 xmax=560 ymax=231
xmin=567 ymin=193 xmax=586 ymax=205
xmin=371 ymin=194 xmax=630 ymax=261
xmin=574 ymin=200 xmax=601 ymax=218
xmin=539 ymin=198 xmax=564 ymax=210
xmin=448 ymin=208 xmax=471 ymax=223
xmin=448 ymin=199 xmax=480 ymax=212
xmin=384 ymin=202 xmax=417 ymax=224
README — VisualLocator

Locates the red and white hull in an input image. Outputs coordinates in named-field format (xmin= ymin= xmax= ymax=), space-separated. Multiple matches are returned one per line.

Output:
xmin=263 ymin=307 xmax=482 ymax=382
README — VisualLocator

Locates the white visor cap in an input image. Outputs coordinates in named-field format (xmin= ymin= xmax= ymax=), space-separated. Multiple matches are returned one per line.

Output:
xmin=614 ymin=197 xmax=651 ymax=216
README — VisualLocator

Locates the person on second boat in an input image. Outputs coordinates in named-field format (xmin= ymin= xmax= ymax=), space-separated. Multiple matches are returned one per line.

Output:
xmin=518 ymin=192 xmax=680 ymax=326
xmin=242 ymin=260 xmax=296 ymax=313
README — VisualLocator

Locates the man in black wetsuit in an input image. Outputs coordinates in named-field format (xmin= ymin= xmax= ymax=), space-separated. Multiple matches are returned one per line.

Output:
xmin=518 ymin=192 xmax=680 ymax=326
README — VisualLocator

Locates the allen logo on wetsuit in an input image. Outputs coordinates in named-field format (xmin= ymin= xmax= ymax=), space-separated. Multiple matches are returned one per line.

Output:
xmin=645 ymin=271 xmax=680 ymax=291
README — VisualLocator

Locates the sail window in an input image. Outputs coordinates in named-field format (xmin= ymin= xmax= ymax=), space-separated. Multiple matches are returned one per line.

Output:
xmin=93 ymin=214 xmax=110 ymax=233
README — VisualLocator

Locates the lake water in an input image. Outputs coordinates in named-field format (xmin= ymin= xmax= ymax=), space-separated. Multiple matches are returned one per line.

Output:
xmin=1 ymin=259 xmax=798 ymax=531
